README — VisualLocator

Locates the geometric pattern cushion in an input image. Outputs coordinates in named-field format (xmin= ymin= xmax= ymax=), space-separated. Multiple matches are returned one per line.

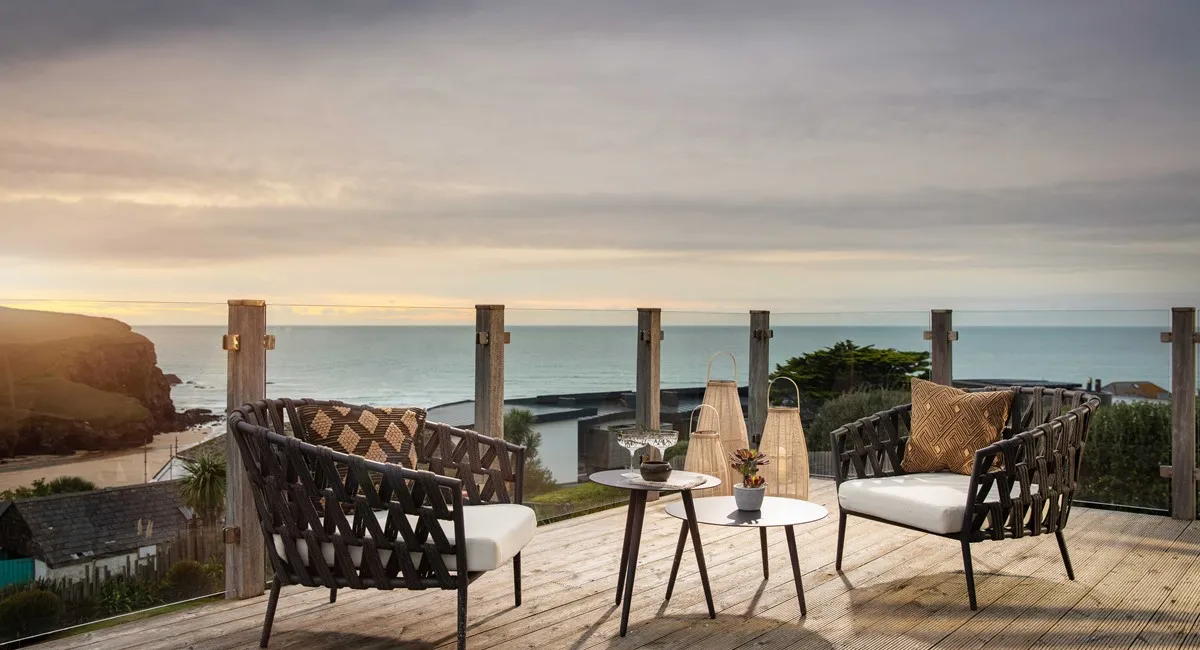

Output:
xmin=295 ymin=405 xmax=426 ymax=469
xmin=900 ymin=379 xmax=1013 ymax=475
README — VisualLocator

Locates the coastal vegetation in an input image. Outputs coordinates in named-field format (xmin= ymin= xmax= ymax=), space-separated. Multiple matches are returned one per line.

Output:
xmin=180 ymin=454 xmax=226 ymax=523
xmin=0 ymin=476 xmax=96 ymax=501
xmin=1078 ymin=400 xmax=1176 ymax=509
xmin=503 ymin=408 xmax=556 ymax=498
xmin=805 ymin=388 xmax=911 ymax=451
xmin=770 ymin=340 xmax=930 ymax=402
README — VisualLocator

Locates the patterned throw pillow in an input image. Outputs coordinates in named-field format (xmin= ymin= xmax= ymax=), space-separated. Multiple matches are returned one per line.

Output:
xmin=901 ymin=379 xmax=1014 ymax=475
xmin=295 ymin=404 xmax=426 ymax=469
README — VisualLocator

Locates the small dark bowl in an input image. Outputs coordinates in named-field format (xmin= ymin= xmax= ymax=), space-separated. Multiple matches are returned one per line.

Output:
xmin=639 ymin=461 xmax=672 ymax=482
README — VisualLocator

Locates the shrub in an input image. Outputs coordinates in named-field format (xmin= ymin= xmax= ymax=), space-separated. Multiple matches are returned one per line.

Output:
xmin=98 ymin=575 xmax=161 ymax=615
xmin=664 ymin=440 xmax=688 ymax=466
xmin=164 ymin=560 xmax=210 ymax=600
xmin=1078 ymin=401 xmax=1173 ymax=510
xmin=1 ymin=475 xmax=96 ymax=500
xmin=0 ymin=589 xmax=65 ymax=640
xmin=771 ymin=340 xmax=929 ymax=402
xmin=806 ymin=389 xmax=911 ymax=451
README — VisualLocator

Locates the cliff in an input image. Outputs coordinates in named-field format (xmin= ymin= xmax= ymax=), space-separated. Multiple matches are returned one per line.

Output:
xmin=0 ymin=307 xmax=206 ymax=457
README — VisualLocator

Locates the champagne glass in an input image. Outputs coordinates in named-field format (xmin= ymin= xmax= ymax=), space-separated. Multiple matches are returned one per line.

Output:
xmin=612 ymin=426 xmax=646 ymax=472
xmin=645 ymin=429 xmax=679 ymax=464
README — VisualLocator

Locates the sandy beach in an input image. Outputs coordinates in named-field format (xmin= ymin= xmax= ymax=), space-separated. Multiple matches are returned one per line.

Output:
xmin=0 ymin=425 xmax=217 ymax=492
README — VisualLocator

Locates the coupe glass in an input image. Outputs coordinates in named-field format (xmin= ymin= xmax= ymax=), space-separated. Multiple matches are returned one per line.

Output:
xmin=614 ymin=427 xmax=647 ymax=471
xmin=645 ymin=429 xmax=679 ymax=463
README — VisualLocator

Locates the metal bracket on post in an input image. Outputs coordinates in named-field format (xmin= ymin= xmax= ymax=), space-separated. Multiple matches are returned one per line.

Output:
xmin=476 ymin=332 xmax=511 ymax=345
xmin=262 ymin=334 xmax=276 ymax=350
xmin=923 ymin=331 xmax=959 ymax=341
xmin=221 ymin=334 xmax=240 ymax=351
xmin=639 ymin=330 xmax=665 ymax=342
xmin=1161 ymin=332 xmax=1200 ymax=343
xmin=222 ymin=527 xmax=241 ymax=544
xmin=752 ymin=328 xmax=774 ymax=340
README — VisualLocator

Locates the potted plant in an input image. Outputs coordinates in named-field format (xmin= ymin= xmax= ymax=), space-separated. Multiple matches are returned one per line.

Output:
xmin=729 ymin=448 xmax=769 ymax=510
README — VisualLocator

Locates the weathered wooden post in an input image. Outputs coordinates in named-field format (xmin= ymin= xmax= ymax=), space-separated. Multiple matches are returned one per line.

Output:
xmin=1161 ymin=307 xmax=1197 ymax=520
xmin=748 ymin=310 xmax=772 ymax=445
xmin=475 ymin=305 xmax=507 ymax=439
xmin=636 ymin=308 xmax=663 ymax=435
xmin=925 ymin=309 xmax=957 ymax=386
xmin=224 ymin=299 xmax=267 ymax=599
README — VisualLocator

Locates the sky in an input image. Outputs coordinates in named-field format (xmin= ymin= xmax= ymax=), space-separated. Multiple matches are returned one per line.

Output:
xmin=1 ymin=1 xmax=1198 ymax=324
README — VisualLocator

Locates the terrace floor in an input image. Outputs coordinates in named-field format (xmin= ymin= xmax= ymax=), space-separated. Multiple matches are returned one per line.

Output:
xmin=51 ymin=479 xmax=1200 ymax=650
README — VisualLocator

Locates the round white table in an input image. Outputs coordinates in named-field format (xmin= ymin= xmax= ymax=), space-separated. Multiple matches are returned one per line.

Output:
xmin=664 ymin=495 xmax=828 ymax=616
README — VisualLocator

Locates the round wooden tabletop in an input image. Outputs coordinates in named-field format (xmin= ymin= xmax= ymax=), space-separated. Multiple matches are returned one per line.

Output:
xmin=588 ymin=469 xmax=721 ymax=492
xmin=664 ymin=496 xmax=828 ymax=527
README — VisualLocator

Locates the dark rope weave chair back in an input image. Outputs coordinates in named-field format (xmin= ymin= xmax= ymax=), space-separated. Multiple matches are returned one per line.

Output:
xmin=229 ymin=400 xmax=467 ymax=592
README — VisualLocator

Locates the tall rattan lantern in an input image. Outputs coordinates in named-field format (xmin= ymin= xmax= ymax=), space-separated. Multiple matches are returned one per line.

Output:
xmin=758 ymin=376 xmax=809 ymax=500
xmin=683 ymin=404 xmax=733 ymax=496
xmin=696 ymin=352 xmax=749 ymax=460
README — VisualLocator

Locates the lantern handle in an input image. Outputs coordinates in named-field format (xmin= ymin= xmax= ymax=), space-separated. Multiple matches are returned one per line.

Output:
xmin=767 ymin=376 xmax=801 ymax=408
xmin=689 ymin=403 xmax=721 ymax=434
xmin=706 ymin=351 xmax=738 ymax=384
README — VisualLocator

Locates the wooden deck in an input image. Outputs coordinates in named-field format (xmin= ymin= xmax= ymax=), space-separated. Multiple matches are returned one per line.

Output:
xmin=50 ymin=478 xmax=1200 ymax=650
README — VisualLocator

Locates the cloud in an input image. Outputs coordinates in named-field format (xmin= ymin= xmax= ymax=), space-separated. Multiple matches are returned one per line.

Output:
xmin=0 ymin=1 xmax=1198 ymax=309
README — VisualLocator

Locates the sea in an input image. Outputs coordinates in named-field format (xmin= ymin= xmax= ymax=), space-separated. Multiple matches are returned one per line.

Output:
xmin=138 ymin=325 xmax=1172 ymax=482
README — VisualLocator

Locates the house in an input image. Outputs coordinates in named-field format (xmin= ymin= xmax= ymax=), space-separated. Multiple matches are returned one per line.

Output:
xmin=0 ymin=481 xmax=194 ymax=582
xmin=1100 ymin=381 xmax=1170 ymax=401
xmin=153 ymin=434 xmax=227 ymax=482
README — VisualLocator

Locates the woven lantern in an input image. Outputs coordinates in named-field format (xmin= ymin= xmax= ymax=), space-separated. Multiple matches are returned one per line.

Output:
xmin=683 ymin=404 xmax=733 ymax=496
xmin=758 ymin=376 xmax=810 ymax=500
xmin=695 ymin=351 xmax=749 ymax=460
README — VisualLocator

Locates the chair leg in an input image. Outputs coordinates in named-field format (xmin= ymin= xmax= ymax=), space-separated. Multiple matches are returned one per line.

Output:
xmin=961 ymin=539 xmax=977 ymax=611
xmin=329 ymin=588 xmax=337 ymax=603
xmin=457 ymin=580 xmax=468 ymax=650
xmin=513 ymin=552 xmax=522 ymax=607
xmin=1055 ymin=530 xmax=1075 ymax=581
xmin=835 ymin=511 xmax=848 ymax=571
xmin=260 ymin=579 xmax=281 ymax=648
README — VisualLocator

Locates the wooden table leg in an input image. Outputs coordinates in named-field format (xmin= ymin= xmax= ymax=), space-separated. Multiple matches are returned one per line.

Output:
xmin=664 ymin=520 xmax=688 ymax=602
xmin=760 ymin=527 xmax=769 ymax=580
xmin=619 ymin=491 xmax=647 ymax=637
xmin=615 ymin=492 xmax=637 ymax=605
xmin=681 ymin=490 xmax=716 ymax=619
xmin=785 ymin=525 xmax=806 ymax=616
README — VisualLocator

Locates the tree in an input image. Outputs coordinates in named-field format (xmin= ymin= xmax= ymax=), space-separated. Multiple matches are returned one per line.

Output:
xmin=1 ymin=476 xmax=96 ymax=501
xmin=180 ymin=452 xmax=226 ymax=523
xmin=770 ymin=340 xmax=930 ymax=402
xmin=503 ymin=408 xmax=557 ymax=499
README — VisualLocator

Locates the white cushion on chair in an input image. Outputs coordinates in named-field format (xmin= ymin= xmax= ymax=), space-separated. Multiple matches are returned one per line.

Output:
xmin=838 ymin=472 xmax=1032 ymax=535
xmin=272 ymin=504 xmax=535 ymax=572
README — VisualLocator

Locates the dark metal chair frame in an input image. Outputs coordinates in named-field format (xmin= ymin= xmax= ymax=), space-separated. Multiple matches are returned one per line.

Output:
xmin=831 ymin=386 xmax=1101 ymax=609
xmin=228 ymin=398 xmax=526 ymax=649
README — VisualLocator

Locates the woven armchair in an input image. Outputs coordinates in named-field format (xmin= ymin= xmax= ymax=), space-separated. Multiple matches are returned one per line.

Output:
xmin=228 ymin=399 xmax=532 ymax=649
xmin=831 ymin=386 xmax=1101 ymax=609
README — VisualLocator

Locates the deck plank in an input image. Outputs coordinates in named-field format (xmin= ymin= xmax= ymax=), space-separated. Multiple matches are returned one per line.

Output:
xmin=34 ymin=480 xmax=1200 ymax=650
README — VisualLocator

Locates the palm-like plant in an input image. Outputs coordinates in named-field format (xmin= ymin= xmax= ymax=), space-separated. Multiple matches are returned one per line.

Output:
xmin=180 ymin=452 xmax=226 ymax=523
xmin=503 ymin=408 xmax=556 ymax=498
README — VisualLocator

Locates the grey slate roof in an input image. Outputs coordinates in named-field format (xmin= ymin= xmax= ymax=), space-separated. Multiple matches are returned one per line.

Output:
xmin=3 ymin=480 xmax=193 ymax=567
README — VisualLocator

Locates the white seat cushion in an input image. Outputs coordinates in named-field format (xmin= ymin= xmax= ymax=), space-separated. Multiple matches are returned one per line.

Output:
xmin=838 ymin=472 xmax=1033 ymax=535
xmin=272 ymin=503 xmax=535 ymax=572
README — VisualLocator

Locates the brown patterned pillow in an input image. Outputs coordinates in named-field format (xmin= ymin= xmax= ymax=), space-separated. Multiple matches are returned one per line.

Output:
xmin=901 ymin=379 xmax=1013 ymax=475
xmin=296 ymin=404 xmax=426 ymax=469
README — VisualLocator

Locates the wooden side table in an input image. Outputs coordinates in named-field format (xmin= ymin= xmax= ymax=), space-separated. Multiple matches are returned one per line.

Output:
xmin=588 ymin=470 xmax=721 ymax=636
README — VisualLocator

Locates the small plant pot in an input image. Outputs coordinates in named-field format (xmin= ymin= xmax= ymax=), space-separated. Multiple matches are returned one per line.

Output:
xmin=639 ymin=461 xmax=673 ymax=482
xmin=734 ymin=485 xmax=766 ymax=511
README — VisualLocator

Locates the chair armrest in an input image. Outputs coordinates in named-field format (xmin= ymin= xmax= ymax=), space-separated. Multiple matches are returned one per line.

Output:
xmin=419 ymin=422 xmax=527 ymax=505
xmin=831 ymin=403 xmax=913 ymax=485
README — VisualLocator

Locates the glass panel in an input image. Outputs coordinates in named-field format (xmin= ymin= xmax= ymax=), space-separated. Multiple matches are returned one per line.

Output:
xmin=505 ymin=309 xmax=636 ymax=523
xmin=0 ymin=299 xmax=228 ymax=643
xmin=771 ymin=311 xmax=929 ymax=479
xmin=956 ymin=310 xmax=1170 ymax=511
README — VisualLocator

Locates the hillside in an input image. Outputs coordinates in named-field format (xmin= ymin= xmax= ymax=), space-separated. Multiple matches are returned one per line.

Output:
xmin=0 ymin=306 xmax=205 ymax=457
